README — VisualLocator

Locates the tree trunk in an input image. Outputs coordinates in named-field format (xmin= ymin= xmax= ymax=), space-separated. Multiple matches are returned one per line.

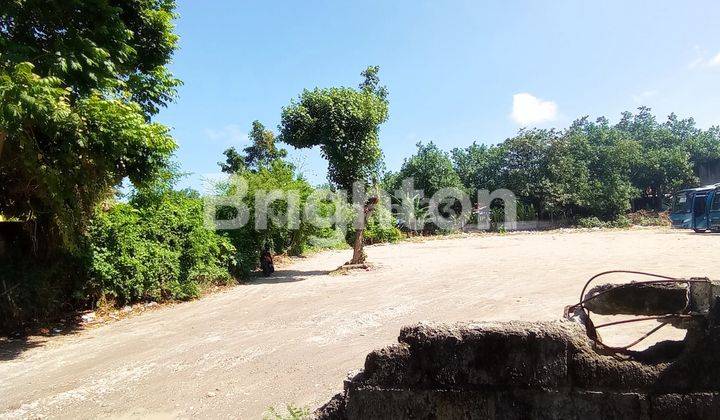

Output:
xmin=347 ymin=196 xmax=379 ymax=265
xmin=349 ymin=228 xmax=365 ymax=264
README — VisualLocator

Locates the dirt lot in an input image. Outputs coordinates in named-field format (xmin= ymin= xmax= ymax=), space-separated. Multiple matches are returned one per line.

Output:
xmin=1 ymin=228 xmax=718 ymax=419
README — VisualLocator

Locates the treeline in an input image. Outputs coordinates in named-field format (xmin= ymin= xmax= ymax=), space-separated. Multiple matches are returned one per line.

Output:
xmin=385 ymin=108 xmax=719 ymax=222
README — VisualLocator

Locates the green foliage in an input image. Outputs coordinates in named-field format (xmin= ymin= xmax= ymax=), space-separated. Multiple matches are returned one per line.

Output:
xmin=1 ymin=0 xmax=181 ymax=113
xmin=87 ymin=189 xmax=235 ymax=305
xmin=0 ymin=0 xmax=180 ymax=250
xmin=392 ymin=142 xmax=465 ymax=197
xmin=362 ymin=202 xmax=403 ymax=244
xmin=451 ymin=109 xmax=712 ymax=221
xmin=263 ymin=404 xmax=310 ymax=420
xmin=576 ymin=215 xmax=631 ymax=229
xmin=279 ymin=67 xmax=389 ymax=191
xmin=215 ymin=160 xmax=324 ymax=276
xmin=220 ymin=121 xmax=288 ymax=173
xmin=451 ymin=142 xmax=505 ymax=193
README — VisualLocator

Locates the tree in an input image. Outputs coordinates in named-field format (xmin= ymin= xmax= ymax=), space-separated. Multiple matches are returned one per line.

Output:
xmin=395 ymin=142 xmax=464 ymax=199
xmin=220 ymin=121 xmax=287 ymax=173
xmin=614 ymin=109 xmax=699 ymax=210
xmin=0 ymin=1 xmax=180 ymax=252
xmin=498 ymin=129 xmax=554 ymax=214
xmin=279 ymin=66 xmax=389 ymax=264
xmin=219 ymin=147 xmax=248 ymax=174
xmin=451 ymin=142 xmax=504 ymax=194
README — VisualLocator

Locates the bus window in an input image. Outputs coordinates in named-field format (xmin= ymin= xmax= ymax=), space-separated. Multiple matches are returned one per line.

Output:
xmin=712 ymin=192 xmax=720 ymax=211
xmin=673 ymin=194 xmax=690 ymax=213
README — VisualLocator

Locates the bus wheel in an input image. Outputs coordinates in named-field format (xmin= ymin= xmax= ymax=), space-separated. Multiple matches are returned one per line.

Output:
xmin=694 ymin=228 xmax=707 ymax=233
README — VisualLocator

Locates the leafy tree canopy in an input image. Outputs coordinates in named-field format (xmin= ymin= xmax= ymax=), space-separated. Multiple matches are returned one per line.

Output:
xmin=393 ymin=141 xmax=464 ymax=198
xmin=0 ymin=0 xmax=180 ymax=249
xmin=220 ymin=121 xmax=287 ymax=173
xmin=279 ymin=66 xmax=389 ymax=191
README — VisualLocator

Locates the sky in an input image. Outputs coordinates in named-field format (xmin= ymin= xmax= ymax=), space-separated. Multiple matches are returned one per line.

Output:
xmin=158 ymin=0 xmax=720 ymax=189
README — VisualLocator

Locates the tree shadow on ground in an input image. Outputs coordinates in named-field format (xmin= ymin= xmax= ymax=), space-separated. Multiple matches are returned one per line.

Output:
xmin=0 ymin=319 xmax=84 ymax=362
xmin=0 ymin=337 xmax=43 ymax=361
xmin=245 ymin=269 xmax=331 ymax=285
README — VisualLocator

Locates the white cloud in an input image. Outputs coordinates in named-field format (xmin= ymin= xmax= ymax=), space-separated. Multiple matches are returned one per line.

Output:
xmin=687 ymin=46 xmax=720 ymax=69
xmin=510 ymin=93 xmax=558 ymax=125
xmin=204 ymin=124 xmax=247 ymax=145
xmin=709 ymin=52 xmax=720 ymax=67
xmin=687 ymin=57 xmax=704 ymax=69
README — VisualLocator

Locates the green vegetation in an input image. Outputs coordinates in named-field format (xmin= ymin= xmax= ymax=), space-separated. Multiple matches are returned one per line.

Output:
xmin=0 ymin=0 xmax=188 ymax=331
xmin=263 ymin=404 xmax=310 ymax=420
xmin=389 ymin=142 xmax=465 ymax=198
xmin=214 ymin=159 xmax=331 ymax=277
xmin=220 ymin=121 xmax=288 ymax=173
xmin=0 ymin=0 xmax=180 ymax=251
xmin=87 ymin=183 xmax=235 ymax=305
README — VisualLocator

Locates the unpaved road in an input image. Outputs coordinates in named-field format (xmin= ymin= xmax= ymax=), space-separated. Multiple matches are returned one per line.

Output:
xmin=1 ymin=229 xmax=718 ymax=419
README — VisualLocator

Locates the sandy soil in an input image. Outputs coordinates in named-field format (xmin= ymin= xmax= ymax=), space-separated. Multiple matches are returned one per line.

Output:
xmin=1 ymin=228 xmax=718 ymax=419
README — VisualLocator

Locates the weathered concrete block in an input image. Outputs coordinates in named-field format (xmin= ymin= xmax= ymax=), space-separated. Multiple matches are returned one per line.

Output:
xmin=569 ymin=345 xmax=666 ymax=391
xmin=314 ymin=393 xmax=347 ymax=420
xmin=340 ymin=388 xmax=647 ymax=420
xmin=343 ymin=388 xmax=495 ymax=420
xmin=316 ymin=320 xmax=720 ymax=419
xmin=362 ymin=344 xmax=411 ymax=388
xmin=393 ymin=321 xmax=580 ymax=390
xmin=493 ymin=390 xmax=646 ymax=420
xmin=650 ymin=393 xmax=720 ymax=420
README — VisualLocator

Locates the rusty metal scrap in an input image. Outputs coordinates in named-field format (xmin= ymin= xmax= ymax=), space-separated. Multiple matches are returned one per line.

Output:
xmin=564 ymin=270 xmax=716 ymax=353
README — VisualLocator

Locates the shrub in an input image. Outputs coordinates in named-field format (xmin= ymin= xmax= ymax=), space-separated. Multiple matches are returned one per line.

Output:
xmin=87 ymin=190 xmax=235 ymax=305
xmin=627 ymin=210 xmax=670 ymax=227
xmin=610 ymin=214 xmax=632 ymax=228
xmin=215 ymin=161 xmax=315 ymax=276
xmin=263 ymin=405 xmax=310 ymax=420
xmin=364 ymin=220 xmax=403 ymax=244
xmin=577 ymin=216 xmax=607 ymax=228
xmin=577 ymin=215 xmax=632 ymax=229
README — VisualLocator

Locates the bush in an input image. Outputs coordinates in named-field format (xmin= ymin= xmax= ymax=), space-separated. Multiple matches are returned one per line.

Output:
xmin=87 ymin=190 xmax=235 ymax=305
xmin=627 ymin=210 xmax=670 ymax=227
xmin=361 ymin=201 xmax=402 ymax=244
xmin=577 ymin=216 xmax=607 ymax=228
xmin=215 ymin=160 xmax=319 ymax=276
xmin=610 ymin=215 xmax=632 ymax=228
xmin=576 ymin=215 xmax=631 ymax=229
xmin=364 ymin=220 xmax=403 ymax=244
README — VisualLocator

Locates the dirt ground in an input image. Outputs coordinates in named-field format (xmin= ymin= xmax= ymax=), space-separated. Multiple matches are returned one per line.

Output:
xmin=1 ymin=228 xmax=718 ymax=419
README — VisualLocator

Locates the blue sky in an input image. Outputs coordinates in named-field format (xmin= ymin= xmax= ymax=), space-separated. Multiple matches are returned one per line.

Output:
xmin=158 ymin=0 xmax=720 ymax=188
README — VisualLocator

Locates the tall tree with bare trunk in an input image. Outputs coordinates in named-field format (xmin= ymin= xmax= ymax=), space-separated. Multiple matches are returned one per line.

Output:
xmin=279 ymin=66 xmax=389 ymax=264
